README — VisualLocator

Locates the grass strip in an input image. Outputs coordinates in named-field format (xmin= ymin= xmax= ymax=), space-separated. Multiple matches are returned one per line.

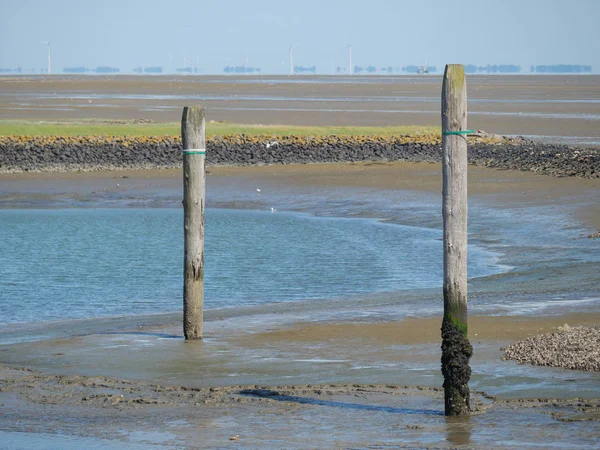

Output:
xmin=0 ymin=120 xmax=439 ymax=138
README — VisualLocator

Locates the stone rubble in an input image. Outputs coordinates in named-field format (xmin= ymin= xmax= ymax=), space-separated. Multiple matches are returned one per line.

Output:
xmin=0 ymin=134 xmax=598 ymax=178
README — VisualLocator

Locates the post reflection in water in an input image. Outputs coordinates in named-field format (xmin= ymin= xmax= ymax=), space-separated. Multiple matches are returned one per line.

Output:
xmin=445 ymin=415 xmax=472 ymax=447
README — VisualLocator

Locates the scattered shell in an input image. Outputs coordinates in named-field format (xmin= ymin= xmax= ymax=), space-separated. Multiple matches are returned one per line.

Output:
xmin=503 ymin=326 xmax=600 ymax=371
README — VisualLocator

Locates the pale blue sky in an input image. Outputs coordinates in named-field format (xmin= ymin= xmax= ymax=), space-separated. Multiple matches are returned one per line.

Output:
xmin=1 ymin=0 xmax=599 ymax=74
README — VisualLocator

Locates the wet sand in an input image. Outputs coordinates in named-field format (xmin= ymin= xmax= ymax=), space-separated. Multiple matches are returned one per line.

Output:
xmin=2 ymin=161 xmax=599 ymax=229
xmin=3 ymin=363 xmax=598 ymax=449
xmin=208 ymin=163 xmax=600 ymax=228
xmin=2 ymin=310 xmax=600 ymax=448
xmin=1 ymin=162 xmax=599 ymax=447
xmin=2 ymin=74 xmax=600 ymax=145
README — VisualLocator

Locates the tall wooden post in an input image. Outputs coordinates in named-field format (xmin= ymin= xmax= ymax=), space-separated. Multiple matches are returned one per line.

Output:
xmin=182 ymin=106 xmax=206 ymax=340
xmin=441 ymin=65 xmax=472 ymax=416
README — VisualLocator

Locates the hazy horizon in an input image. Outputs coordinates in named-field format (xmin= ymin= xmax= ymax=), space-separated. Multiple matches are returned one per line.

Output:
xmin=1 ymin=0 xmax=599 ymax=75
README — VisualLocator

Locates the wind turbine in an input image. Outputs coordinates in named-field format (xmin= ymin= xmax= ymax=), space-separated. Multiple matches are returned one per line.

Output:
xmin=289 ymin=45 xmax=294 ymax=76
xmin=346 ymin=44 xmax=352 ymax=75
xmin=41 ymin=41 xmax=52 ymax=74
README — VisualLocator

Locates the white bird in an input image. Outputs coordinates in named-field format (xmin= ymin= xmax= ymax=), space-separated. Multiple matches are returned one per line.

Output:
xmin=256 ymin=188 xmax=261 ymax=193
xmin=271 ymin=207 xmax=277 ymax=213
xmin=265 ymin=141 xmax=278 ymax=149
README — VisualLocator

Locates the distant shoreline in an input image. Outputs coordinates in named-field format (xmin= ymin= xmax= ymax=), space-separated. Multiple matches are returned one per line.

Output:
xmin=0 ymin=69 xmax=596 ymax=77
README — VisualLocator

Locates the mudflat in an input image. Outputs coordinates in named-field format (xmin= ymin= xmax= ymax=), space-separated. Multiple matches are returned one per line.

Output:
xmin=2 ymin=74 xmax=600 ymax=144
xmin=2 ymin=162 xmax=599 ymax=228
xmin=2 ymin=310 xmax=600 ymax=449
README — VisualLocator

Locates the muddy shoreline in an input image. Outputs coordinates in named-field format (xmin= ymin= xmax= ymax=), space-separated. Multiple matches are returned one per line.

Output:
xmin=2 ymin=307 xmax=600 ymax=448
xmin=1 ymin=364 xmax=598 ymax=449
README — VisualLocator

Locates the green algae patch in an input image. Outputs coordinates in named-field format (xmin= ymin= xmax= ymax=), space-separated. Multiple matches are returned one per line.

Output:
xmin=0 ymin=120 xmax=179 ymax=137
xmin=0 ymin=120 xmax=439 ymax=138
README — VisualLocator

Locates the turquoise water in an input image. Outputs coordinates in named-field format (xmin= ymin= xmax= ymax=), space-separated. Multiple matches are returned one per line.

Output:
xmin=0 ymin=208 xmax=503 ymax=325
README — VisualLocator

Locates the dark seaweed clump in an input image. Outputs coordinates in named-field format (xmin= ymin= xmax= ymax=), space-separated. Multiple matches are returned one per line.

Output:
xmin=441 ymin=317 xmax=473 ymax=415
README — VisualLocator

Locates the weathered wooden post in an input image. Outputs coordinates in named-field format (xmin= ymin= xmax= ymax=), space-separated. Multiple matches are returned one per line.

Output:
xmin=441 ymin=64 xmax=473 ymax=416
xmin=182 ymin=106 xmax=206 ymax=340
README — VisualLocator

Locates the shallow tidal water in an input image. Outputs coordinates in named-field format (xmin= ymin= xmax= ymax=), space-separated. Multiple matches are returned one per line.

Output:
xmin=1 ymin=178 xmax=599 ymax=331
xmin=0 ymin=207 xmax=505 ymax=326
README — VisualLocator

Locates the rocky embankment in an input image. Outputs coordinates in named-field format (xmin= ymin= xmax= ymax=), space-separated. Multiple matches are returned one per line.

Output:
xmin=0 ymin=134 xmax=598 ymax=178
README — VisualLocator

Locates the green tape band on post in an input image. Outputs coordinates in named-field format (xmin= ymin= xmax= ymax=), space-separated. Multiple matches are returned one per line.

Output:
xmin=183 ymin=149 xmax=206 ymax=155
xmin=442 ymin=130 xmax=474 ymax=135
